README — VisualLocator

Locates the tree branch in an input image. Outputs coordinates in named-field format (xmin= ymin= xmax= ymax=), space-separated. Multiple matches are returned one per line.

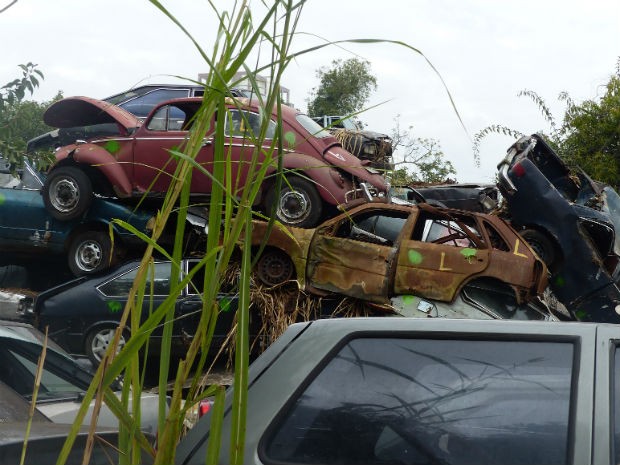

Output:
xmin=0 ymin=0 xmax=18 ymax=14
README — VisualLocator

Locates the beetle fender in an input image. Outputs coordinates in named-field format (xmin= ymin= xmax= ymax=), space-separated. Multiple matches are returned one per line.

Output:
xmin=267 ymin=153 xmax=353 ymax=206
xmin=56 ymin=143 xmax=133 ymax=197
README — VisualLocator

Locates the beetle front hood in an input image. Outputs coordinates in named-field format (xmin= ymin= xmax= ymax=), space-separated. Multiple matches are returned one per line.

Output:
xmin=323 ymin=146 xmax=388 ymax=191
xmin=43 ymin=96 xmax=140 ymax=131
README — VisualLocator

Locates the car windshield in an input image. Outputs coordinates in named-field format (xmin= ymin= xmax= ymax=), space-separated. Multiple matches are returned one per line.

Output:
xmin=296 ymin=114 xmax=332 ymax=139
xmin=0 ymin=338 xmax=93 ymax=402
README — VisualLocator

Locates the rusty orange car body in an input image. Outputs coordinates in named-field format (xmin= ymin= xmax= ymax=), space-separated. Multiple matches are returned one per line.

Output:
xmin=252 ymin=202 xmax=548 ymax=305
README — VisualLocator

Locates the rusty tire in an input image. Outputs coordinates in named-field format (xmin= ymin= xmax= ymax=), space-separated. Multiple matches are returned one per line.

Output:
xmin=256 ymin=249 xmax=295 ymax=286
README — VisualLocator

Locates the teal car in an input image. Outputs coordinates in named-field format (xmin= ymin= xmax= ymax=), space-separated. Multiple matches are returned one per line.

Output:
xmin=0 ymin=160 xmax=154 ymax=277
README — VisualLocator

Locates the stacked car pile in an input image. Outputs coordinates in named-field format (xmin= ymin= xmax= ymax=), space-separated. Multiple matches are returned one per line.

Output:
xmin=4 ymin=84 xmax=620 ymax=379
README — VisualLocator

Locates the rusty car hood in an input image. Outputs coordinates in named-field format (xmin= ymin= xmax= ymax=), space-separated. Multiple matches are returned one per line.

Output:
xmin=43 ymin=96 xmax=140 ymax=131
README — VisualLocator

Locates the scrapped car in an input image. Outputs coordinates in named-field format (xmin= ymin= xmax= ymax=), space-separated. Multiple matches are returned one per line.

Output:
xmin=23 ymin=259 xmax=244 ymax=365
xmin=312 ymin=114 xmax=394 ymax=172
xmin=176 ymin=317 xmax=620 ymax=465
xmin=26 ymin=83 xmax=249 ymax=152
xmin=498 ymin=133 xmax=620 ymax=322
xmin=251 ymin=201 xmax=548 ymax=306
xmin=392 ymin=278 xmax=558 ymax=321
xmin=413 ymin=183 xmax=500 ymax=213
xmin=0 ymin=319 xmax=161 ymax=433
xmin=0 ymin=159 xmax=154 ymax=277
xmin=0 ymin=378 xmax=145 ymax=465
xmin=41 ymin=96 xmax=388 ymax=228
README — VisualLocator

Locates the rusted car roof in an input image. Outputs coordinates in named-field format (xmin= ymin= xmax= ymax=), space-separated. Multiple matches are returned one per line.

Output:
xmin=251 ymin=202 xmax=548 ymax=306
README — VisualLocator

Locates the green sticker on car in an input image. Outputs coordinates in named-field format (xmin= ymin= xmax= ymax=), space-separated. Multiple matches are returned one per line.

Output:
xmin=107 ymin=301 xmax=122 ymax=313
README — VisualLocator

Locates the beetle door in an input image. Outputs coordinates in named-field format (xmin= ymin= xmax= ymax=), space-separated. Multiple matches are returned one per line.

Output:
xmin=131 ymin=101 xmax=213 ymax=194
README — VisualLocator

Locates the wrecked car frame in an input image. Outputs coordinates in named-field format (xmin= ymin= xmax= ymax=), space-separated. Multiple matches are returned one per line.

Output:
xmin=497 ymin=133 xmax=620 ymax=322
xmin=251 ymin=201 xmax=548 ymax=306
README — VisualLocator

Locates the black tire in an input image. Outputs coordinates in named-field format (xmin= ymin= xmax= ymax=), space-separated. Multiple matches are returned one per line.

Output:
xmin=68 ymin=230 xmax=118 ymax=276
xmin=256 ymin=249 xmax=295 ymax=286
xmin=265 ymin=177 xmax=323 ymax=228
xmin=84 ymin=325 xmax=128 ymax=366
xmin=520 ymin=229 xmax=558 ymax=270
xmin=43 ymin=166 xmax=93 ymax=221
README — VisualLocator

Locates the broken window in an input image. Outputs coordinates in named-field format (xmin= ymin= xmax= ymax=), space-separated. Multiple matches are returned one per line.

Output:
xmin=483 ymin=221 xmax=510 ymax=251
xmin=335 ymin=212 xmax=408 ymax=246
xmin=415 ymin=213 xmax=482 ymax=248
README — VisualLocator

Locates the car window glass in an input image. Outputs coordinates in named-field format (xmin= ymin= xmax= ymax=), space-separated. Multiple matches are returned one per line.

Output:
xmin=147 ymin=104 xmax=188 ymax=131
xmin=10 ymin=351 xmax=84 ymax=399
xmin=263 ymin=337 xmax=573 ymax=465
xmin=99 ymin=263 xmax=171 ymax=296
xmin=224 ymin=109 xmax=276 ymax=139
xmin=120 ymin=88 xmax=188 ymax=118
xmin=0 ymin=343 xmax=88 ymax=401
xmin=296 ymin=113 xmax=332 ymax=139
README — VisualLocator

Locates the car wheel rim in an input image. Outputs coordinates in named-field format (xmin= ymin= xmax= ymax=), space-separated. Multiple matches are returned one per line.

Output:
xmin=50 ymin=177 xmax=80 ymax=212
xmin=278 ymin=190 xmax=310 ymax=224
xmin=257 ymin=252 xmax=294 ymax=286
xmin=91 ymin=328 xmax=125 ymax=362
xmin=75 ymin=240 xmax=103 ymax=272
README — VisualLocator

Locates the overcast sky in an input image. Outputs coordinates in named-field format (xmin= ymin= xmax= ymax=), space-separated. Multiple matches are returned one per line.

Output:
xmin=1 ymin=0 xmax=619 ymax=182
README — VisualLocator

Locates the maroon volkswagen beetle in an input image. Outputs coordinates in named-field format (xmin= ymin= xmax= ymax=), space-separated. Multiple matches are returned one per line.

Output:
xmin=41 ymin=96 xmax=388 ymax=227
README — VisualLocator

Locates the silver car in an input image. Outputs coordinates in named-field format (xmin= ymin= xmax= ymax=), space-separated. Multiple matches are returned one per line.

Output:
xmin=0 ymin=319 xmax=161 ymax=434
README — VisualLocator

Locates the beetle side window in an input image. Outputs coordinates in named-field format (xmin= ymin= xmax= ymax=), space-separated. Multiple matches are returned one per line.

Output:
xmin=224 ymin=109 xmax=276 ymax=139
xmin=147 ymin=104 xmax=188 ymax=131
xmin=262 ymin=337 xmax=573 ymax=465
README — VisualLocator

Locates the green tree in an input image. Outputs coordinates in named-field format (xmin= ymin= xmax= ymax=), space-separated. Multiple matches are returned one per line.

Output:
xmin=0 ymin=63 xmax=48 ymax=168
xmin=560 ymin=69 xmax=620 ymax=186
xmin=473 ymin=61 xmax=620 ymax=187
xmin=390 ymin=116 xmax=456 ymax=184
xmin=306 ymin=58 xmax=377 ymax=117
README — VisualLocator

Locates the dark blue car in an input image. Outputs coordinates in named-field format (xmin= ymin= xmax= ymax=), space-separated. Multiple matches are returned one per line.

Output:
xmin=0 ymin=160 xmax=154 ymax=277
xmin=23 ymin=259 xmax=242 ymax=365
xmin=497 ymin=133 xmax=620 ymax=322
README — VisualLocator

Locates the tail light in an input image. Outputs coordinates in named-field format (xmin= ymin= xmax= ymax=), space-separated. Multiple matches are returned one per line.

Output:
xmin=198 ymin=399 xmax=213 ymax=418
xmin=511 ymin=162 xmax=527 ymax=178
